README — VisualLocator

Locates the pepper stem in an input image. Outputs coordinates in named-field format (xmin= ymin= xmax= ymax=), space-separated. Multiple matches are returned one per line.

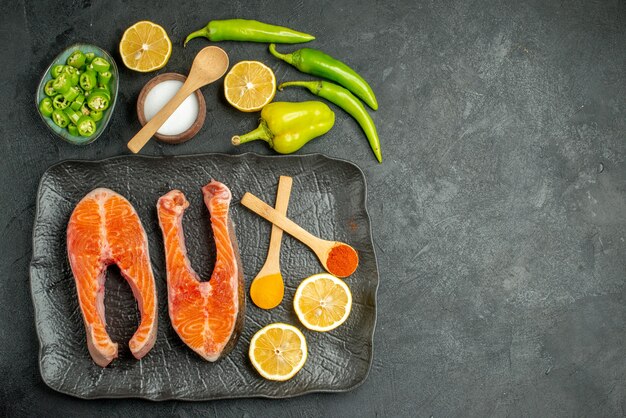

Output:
xmin=232 ymin=121 xmax=273 ymax=147
xmin=278 ymin=80 xmax=323 ymax=95
xmin=268 ymin=44 xmax=294 ymax=65
xmin=184 ymin=27 xmax=209 ymax=47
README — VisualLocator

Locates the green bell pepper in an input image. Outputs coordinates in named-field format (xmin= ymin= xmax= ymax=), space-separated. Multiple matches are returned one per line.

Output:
xmin=232 ymin=101 xmax=335 ymax=154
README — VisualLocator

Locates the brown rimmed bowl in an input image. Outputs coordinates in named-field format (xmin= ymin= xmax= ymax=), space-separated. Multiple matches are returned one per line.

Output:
xmin=136 ymin=72 xmax=206 ymax=144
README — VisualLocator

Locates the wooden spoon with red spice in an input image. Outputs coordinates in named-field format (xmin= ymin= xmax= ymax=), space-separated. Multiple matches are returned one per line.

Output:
xmin=241 ymin=192 xmax=359 ymax=278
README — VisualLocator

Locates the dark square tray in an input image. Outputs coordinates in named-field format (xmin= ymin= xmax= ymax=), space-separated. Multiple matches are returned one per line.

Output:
xmin=30 ymin=153 xmax=378 ymax=400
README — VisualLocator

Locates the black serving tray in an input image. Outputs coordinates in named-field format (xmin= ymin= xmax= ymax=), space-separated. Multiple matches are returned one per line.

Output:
xmin=30 ymin=153 xmax=378 ymax=400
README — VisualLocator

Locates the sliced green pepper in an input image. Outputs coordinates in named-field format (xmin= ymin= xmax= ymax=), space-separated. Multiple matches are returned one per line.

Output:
xmin=85 ymin=52 xmax=95 ymax=64
xmin=79 ymin=70 xmax=97 ymax=91
xmin=68 ymin=124 xmax=79 ymax=136
xmin=52 ymin=94 xmax=70 ymax=110
xmin=70 ymin=94 xmax=86 ymax=111
xmin=67 ymin=50 xmax=86 ymax=68
xmin=77 ymin=115 xmax=96 ymax=137
xmin=90 ymin=57 xmax=110 ymax=73
xmin=80 ymin=102 xmax=91 ymax=116
xmin=64 ymin=108 xmax=81 ymax=125
xmin=51 ymin=109 xmax=70 ymax=128
xmin=97 ymin=71 xmax=112 ymax=86
xmin=51 ymin=64 xmax=64 ymax=79
xmin=39 ymin=97 xmax=54 ymax=117
xmin=52 ymin=74 xmax=71 ymax=94
xmin=63 ymin=86 xmax=80 ymax=102
xmin=44 ymin=80 xmax=56 ymax=96
xmin=87 ymin=89 xmax=110 ymax=111
xmin=62 ymin=66 xmax=80 ymax=86
xmin=90 ymin=110 xmax=103 ymax=122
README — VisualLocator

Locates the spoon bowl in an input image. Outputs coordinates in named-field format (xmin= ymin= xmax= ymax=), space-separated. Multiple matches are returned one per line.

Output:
xmin=249 ymin=176 xmax=292 ymax=309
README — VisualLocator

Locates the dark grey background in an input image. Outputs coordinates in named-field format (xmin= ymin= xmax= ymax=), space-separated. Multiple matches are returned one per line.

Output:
xmin=1 ymin=0 xmax=624 ymax=416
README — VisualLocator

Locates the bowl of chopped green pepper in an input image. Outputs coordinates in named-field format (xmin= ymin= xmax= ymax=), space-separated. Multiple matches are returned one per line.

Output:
xmin=36 ymin=44 xmax=118 ymax=145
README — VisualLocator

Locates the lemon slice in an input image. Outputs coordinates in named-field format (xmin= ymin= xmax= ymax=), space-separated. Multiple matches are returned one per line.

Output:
xmin=224 ymin=61 xmax=276 ymax=112
xmin=119 ymin=21 xmax=172 ymax=72
xmin=249 ymin=323 xmax=307 ymax=381
xmin=293 ymin=273 xmax=353 ymax=332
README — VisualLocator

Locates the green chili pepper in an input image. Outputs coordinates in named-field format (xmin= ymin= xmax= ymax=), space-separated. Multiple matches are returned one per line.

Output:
xmin=90 ymin=57 xmax=110 ymax=73
xmin=279 ymin=80 xmax=382 ymax=162
xmin=87 ymin=89 xmax=110 ymax=111
xmin=52 ymin=74 xmax=71 ymax=94
xmin=67 ymin=124 xmax=78 ymax=136
xmin=52 ymin=94 xmax=70 ymax=110
xmin=79 ymin=70 xmax=97 ymax=91
xmin=67 ymin=50 xmax=86 ymax=68
xmin=51 ymin=64 xmax=65 ymax=79
xmin=39 ymin=97 xmax=54 ymax=117
xmin=63 ymin=108 xmax=81 ymax=125
xmin=63 ymin=86 xmax=80 ymax=102
xmin=232 ymin=101 xmax=335 ymax=154
xmin=97 ymin=71 xmax=112 ymax=86
xmin=51 ymin=109 xmax=70 ymax=128
xmin=77 ymin=115 xmax=96 ymax=137
xmin=184 ymin=19 xmax=315 ymax=46
xmin=85 ymin=52 xmax=95 ymax=64
xmin=44 ymin=79 xmax=56 ymax=96
xmin=90 ymin=110 xmax=103 ymax=122
xmin=62 ymin=66 xmax=80 ymax=86
xmin=269 ymin=44 xmax=378 ymax=110
xmin=71 ymin=94 xmax=86 ymax=111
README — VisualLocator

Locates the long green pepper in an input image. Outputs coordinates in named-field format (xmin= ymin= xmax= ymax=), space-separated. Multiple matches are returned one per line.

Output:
xmin=279 ymin=80 xmax=382 ymax=163
xmin=269 ymin=44 xmax=379 ymax=110
xmin=184 ymin=19 xmax=315 ymax=46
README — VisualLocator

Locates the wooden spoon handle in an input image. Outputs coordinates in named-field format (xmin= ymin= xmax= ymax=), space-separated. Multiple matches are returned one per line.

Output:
xmin=127 ymin=83 xmax=196 ymax=153
xmin=266 ymin=176 xmax=293 ymax=264
xmin=241 ymin=192 xmax=323 ymax=251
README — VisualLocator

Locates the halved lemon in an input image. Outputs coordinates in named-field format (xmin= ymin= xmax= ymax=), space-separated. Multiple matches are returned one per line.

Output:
xmin=293 ymin=273 xmax=353 ymax=332
xmin=224 ymin=61 xmax=276 ymax=112
xmin=249 ymin=323 xmax=307 ymax=381
xmin=119 ymin=21 xmax=172 ymax=72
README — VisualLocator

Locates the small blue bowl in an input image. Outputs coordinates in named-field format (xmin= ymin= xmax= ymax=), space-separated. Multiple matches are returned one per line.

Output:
xmin=36 ymin=44 xmax=119 ymax=146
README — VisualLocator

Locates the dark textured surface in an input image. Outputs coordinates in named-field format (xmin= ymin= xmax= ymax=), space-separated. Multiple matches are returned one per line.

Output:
xmin=31 ymin=154 xmax=375 ymax=399
xmin=1 ymin=0 xmax=625 ymax=416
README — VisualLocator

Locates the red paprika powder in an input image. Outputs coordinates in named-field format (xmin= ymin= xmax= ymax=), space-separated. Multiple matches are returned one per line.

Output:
xmin=326 ymin=244 xmax=358 ymax=277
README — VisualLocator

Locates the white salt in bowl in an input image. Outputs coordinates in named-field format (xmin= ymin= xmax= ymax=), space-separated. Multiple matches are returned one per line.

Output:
xmin=136 ymin=73 xmax=206 ymax=144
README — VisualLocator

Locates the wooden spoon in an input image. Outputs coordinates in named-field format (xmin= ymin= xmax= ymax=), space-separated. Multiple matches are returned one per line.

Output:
xmin=241 ymin=192 xmax=359 ymax=278
xmin=127 ymin=46 xmax=229 ymax=153
xmin=249 ymin=176 xmax=293 ymax=309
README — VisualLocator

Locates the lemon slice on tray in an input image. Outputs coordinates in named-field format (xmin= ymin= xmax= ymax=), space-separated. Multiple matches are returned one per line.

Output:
xmin=249 ymin=323 xmax=307 ymax=381
xmin=119 ymin=21 xmax=172 ymax=72
xmin=293 ymin=273 xmax=353 ymax=332
xmin=224 ymin=61 xmax=276 ymax=112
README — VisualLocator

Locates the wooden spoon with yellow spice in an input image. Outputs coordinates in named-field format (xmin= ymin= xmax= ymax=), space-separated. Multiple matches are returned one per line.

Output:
xmin=249 ymin=176 xmax=293 ymax=309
